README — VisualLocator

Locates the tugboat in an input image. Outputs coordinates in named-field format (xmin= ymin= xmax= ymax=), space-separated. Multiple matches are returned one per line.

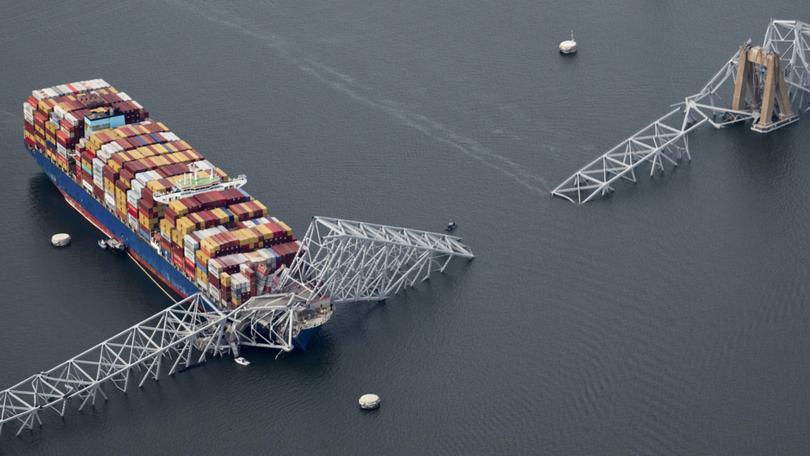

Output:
xmin=445 ymin=221 xmax=457 ymax=232
xmin=234 ymin=357 xmax=250 ymax=366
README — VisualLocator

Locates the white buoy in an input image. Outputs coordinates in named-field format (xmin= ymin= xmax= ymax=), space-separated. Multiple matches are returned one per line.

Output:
xmin=358 ymin=393 xmax=381 ymax=410
xmin=559 ymin=30 xmax=577 ymax=55
xmin=51 ymin=233 xmax=71 ymax=247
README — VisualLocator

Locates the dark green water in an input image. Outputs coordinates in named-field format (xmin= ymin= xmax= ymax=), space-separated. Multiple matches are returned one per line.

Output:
xmin=1 ymin=1 xmax=809 ymax=454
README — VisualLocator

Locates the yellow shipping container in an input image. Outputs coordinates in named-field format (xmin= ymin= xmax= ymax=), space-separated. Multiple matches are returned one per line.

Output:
xmin=152 ymin=155 xmax=169 ymax=167
xmin=211 ymin=208 xmax=229 ymax=224
xmin=147 ymin=178 xmax=169 ymax=192
xmin=160 ymin=218 xmax=174 ymax=238
xmin=108 ymin=159 xmax=123 ymax=173
xmin=196 ymin=248 xmax=210 ymax=266
xmin=200 ymin=237 xmax=219 ymax=255
xmin=254 ymin=224 xmax=270 ymax=236
xmin=104 ymin=177 xmax=114 ymax=194
xmin=275 ymin=219 xmax=293 ymax=236
xmin=195 ymin=267 xmax=208 ymax=285
xmin=220 ymin=272 xmax=231 ymax=287
xmin=169 ymin=199 xmax=189 ymax=217
xmin=189 ymin=213 xmax=205 ymax=225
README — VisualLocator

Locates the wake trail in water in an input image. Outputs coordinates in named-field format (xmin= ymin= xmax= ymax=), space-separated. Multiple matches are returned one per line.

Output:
xmin=162 ymin=0 xmax=550 ymax=194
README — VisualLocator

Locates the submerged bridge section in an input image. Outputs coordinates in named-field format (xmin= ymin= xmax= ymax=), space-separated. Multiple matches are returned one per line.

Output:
xmin=552 ymin=19 xmax=810 ymax=204
xmin=281 ymin=216 xmax=475 ymax=304
xmin=0 ymin=217 xmax=473 ymax=437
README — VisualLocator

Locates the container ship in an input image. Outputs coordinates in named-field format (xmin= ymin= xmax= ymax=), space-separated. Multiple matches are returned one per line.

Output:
xmin=22 ymin=79 xmax=323 ymax=349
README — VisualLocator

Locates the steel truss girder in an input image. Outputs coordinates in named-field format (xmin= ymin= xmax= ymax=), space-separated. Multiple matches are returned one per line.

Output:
xmin=552 ymin=19 xmax=810 ymax=204
xmin=281 ymin=216 xmax=475 ymax=304
xmin=226 ymin=293 xmax=302 ymax=352
xmin=0 ymin=219 xmax=476 ymax=437
xmin=0 ymin=294 xmax=228 ymax=436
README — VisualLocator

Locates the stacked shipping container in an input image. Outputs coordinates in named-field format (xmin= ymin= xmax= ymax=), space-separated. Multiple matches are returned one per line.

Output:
xmin=23 ymin=80 xmax=300 ymax=308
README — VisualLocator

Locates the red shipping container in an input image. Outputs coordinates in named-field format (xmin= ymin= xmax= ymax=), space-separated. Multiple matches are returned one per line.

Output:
xmin=172 ymin=251 xmax=184 ymax=269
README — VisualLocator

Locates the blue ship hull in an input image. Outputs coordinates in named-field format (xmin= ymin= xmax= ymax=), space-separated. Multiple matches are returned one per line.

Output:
xmin=29 ymin=148 xmax=317 ymax=350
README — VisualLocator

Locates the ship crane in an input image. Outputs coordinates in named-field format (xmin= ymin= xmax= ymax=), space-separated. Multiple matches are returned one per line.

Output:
xmin=551 ymin=19 xmax=810 ymax=204
xmin=0 ymin=217 xmax=474 ymax=437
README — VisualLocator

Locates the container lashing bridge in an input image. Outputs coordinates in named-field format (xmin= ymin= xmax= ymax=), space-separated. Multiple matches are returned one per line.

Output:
xmin=0 ymin=217 xmax=474 ymax=436
xmin=552 ymin=19 xmax=810 ymax=204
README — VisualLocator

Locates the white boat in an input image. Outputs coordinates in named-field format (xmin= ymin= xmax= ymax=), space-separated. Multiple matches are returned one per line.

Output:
xmin=234 ymin=357 xmax=250 ymax=366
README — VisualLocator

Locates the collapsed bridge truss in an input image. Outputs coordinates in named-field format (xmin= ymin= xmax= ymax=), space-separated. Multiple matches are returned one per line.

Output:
xmin=0 ymin=217 xmax=474 ymax=436
xmin=552 ymin=19 xmax=810 ymax=204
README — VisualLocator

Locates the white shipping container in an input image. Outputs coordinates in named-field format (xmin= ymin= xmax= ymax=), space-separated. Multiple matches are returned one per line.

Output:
xmin=117 ymin=92 xmax=131 ymax=101
xmin=134 ymin=169 xmax=159 ymax=185
xmin=130 ymin=182 xmax=144 ymax=199
xmin=92 ymin=158 xmax=105 ymax=186
xmin=128 ymin=214 xmax=138 ymax=230
xmin=64 ymin=112 xmax=80 ymax=127
xmin=184 ymin=226 xmax=227 ymax=260
xmin=53 ymin=105 xmax=66 ymax=119
xmin=126 ymin=189 xmax=138 ymax=206
xmin=104 ymin=193 xmax=116 ymax=209
xmin=82 ymin=181 xmax=94 ymax=193
xmin=162 ymin=132 xmax=180 ymax=142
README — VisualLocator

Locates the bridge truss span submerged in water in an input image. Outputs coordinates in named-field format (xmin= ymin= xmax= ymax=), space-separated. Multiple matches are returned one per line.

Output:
xmin=281 ymin=216 xmax=475 ymax=304
xmin=0 ymin=217 xmax=474 ymax=437
xmin=552 ymin=19 xmax=810 ymax=204
xmin=0 ymin=294 xmax=226 ymax=436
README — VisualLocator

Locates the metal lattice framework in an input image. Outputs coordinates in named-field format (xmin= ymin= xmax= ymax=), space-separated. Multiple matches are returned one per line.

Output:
xmin=0 ymin=294 xmax=227 ymax=436
xmin=281 ymin=217 xmax=475 ymax=304
xmin=552 ymin=19 xmax=810 ymax=204
xmin=0 ymin=217 xmax=474 ymax=437
xmin=227 ymin=293 xmax=316 ymax=353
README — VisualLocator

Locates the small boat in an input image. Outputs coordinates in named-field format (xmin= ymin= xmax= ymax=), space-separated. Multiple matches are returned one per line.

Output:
xmin=234 ymin=357 xmax=250 ymax=366
xmin=445 ymin=221 xmax=457 ymax=232
xmin=99 ymin=238 xmax=126 ymax=253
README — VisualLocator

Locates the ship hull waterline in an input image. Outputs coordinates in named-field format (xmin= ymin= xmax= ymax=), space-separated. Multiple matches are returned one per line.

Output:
xmin=28 ymin=146 xmax=319 ymax=350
